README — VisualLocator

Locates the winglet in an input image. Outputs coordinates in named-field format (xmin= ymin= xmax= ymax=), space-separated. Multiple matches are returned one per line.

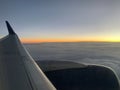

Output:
xmin=5 ymin=21 xmax=16 ymax=35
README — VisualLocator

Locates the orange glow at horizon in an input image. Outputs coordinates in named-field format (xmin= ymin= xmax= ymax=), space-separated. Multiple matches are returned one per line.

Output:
xmin=21 ymin=37 xmax=120 ymax=43
xmin=21 ymin=38 xmax=81 ymax=43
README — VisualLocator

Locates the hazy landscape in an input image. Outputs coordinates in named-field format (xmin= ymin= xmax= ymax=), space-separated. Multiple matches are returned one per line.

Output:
xmin=24 ymin=42 xmax=120 ymax=80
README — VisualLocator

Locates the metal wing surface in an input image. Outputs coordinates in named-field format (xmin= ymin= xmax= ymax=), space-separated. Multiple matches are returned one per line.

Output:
xmin=0 ymin=21 xmax=56 ymax=90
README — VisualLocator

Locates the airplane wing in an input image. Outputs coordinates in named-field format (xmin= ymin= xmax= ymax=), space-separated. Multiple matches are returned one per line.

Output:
xmin=0 ymin=21 xmax=56 ymax=90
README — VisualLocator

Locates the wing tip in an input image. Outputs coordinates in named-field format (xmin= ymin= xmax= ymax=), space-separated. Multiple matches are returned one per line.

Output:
xmin=5 ymin=21 xmax=16 ymax=35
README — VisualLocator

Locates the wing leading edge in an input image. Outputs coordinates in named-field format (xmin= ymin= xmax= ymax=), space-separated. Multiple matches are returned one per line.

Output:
xmin=0 ymin=21 xmax=56 ymax=90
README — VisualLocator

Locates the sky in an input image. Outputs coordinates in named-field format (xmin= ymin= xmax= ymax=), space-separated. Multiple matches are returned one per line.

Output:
xmin=0 ymin=0 xmax=120 ymax=43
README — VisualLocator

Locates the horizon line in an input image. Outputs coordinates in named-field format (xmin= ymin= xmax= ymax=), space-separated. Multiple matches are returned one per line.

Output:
xmin=22 ymin=41 xmax=120 ymax=44
xmin=19 ymin=38 xmax=120 ymax=44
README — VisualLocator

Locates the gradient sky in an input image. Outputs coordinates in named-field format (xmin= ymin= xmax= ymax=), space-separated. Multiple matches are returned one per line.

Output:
xmin=0 ymin=0 xmax=120 ymax=43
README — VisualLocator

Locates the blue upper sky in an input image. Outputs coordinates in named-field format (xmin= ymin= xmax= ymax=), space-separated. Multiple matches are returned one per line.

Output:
xmin=0 ymin=0 xmax=120 ymax=42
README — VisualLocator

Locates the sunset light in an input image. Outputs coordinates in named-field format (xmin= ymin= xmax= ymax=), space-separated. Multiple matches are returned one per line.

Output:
xmin=21 ymin=36 xmax=120 ymax=43
xmin=0 ymin=0 xmax=120 ymax=43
